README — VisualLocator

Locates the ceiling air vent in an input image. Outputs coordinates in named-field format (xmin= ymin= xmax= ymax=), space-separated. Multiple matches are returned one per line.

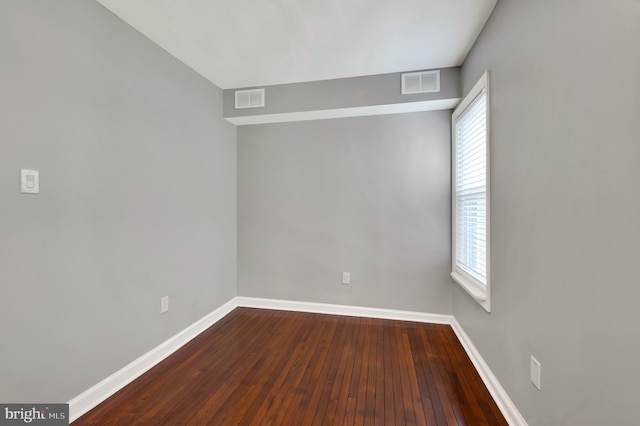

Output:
xmin=401 ymin=70 xmax=440 ymax=94
xmin=235 ymin=88 xmax=265 ymax=109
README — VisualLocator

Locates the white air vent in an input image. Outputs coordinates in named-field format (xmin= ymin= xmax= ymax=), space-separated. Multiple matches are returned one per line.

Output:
xmin=235 ymin=88 xmax=265 ymax=109
xmin=401 ymin=70 xmax=440 ymax=94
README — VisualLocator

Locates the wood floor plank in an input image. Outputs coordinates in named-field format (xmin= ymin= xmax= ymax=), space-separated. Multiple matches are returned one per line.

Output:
xmin=414 ymin=325 xmax=460 ymax=426
xmin=308 ymin=317 xmax=349 ymax=426
xmin=268 ymin=314 xmax=327 ymax=426
xmin=373 ymin=322 xmax=385 ymax=426
xmin=438 ymin=327 xmax=491 ymax=426
xmin=331 ymin=317 xmax=358 ymax=426
xmin=363 ymin=319 xmax=377 ymax=426
xmin=388 ymin=324 xmax=407 ymax=426
xmin=401 ymin=329 xmax=432 ymax=426
xmin=73 ymin=308 xmax=508 ymax=426
xmin=427 ymin=325 xmax=474 ymax=426
xmin=185 ymin=312 xmax=293 ymax=425
xmin=274 ymin=318 xmax=332 ymax=426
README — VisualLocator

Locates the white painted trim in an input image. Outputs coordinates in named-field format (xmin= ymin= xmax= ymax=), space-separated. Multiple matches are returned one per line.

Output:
xmin=451 ymin=70 xmax=491 ymax=312
xmin=67 ymin=298 xmax=238 ymax=423
xmin=236 ymin=296 xmax=453 ymax=324
xmin=450 ymin=317 xmax=528 ymax=426
xmin=68 ymin=296 xmax=526 ymax=426
xmin=225 ymin=98 xmax=460 ymax=125
xmin=451 ymin=271 xmax=487 ymax=301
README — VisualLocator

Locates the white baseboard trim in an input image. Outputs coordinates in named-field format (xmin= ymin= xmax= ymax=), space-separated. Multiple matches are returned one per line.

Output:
xmin=450 ymin=317 xmax=528 ymax=426
xmin=236 ymin=296 xmax=454 ymax=324
xmin=68 ymin=296 xmax=526 ymax=426
xmin=67 ymin=298 xmax=238 ymax=423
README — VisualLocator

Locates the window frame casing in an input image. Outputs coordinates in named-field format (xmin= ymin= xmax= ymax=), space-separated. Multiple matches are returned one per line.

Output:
xmin=451 ymin=71 xmax=491 ymax=312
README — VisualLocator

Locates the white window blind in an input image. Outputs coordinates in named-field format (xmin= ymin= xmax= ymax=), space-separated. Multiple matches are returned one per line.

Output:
xmin=451 ymin=71 xmax=490 ymax=311
xmin=455 ymin=90 xmax=487 ymax=284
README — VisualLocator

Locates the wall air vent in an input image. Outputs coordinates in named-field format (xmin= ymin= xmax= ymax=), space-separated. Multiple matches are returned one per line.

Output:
xmin=235 ymin=88 xmax=265 ymax=109
xmin=401 ymin=70 xmax=440 ymax=94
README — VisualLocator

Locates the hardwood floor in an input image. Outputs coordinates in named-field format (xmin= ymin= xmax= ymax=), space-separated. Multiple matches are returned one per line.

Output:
xmin=74 ymin=308 xmax=507 ymax=425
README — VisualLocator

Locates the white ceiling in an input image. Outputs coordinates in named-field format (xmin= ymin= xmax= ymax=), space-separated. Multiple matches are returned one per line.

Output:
xmin=96 ymin=0 xmax=497 ymax=89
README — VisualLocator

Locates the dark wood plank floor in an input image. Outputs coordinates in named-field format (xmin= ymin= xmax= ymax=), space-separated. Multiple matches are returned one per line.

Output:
xmin=74 ymin=308 xmax=507 ymax=425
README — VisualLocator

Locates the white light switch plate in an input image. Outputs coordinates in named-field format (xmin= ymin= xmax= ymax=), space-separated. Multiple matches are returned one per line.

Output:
xmin=530 ymin=356 xmax=541 ymax=390
xmin=20 ymin=169 xmax=39 ymax=194
xmin=160 ymin=296 xmax=169 ymax=314
xmin=342 ymin=272 xmax=351 ymax=284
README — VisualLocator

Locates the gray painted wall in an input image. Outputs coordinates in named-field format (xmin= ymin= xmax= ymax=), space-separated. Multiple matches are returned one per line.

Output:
xmin=224 ymin=68 xmax=460 ymax=119
xmin=456 ymin=1 xmax=640 ymax=425
xmin=0 ymin=1 xmax=236 ymax=403
xmin=238 ymin=111 xmax=452 ymax=313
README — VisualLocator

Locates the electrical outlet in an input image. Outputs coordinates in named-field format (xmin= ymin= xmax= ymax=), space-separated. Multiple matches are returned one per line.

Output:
xmin=342 ymin=272 xmax=351 ymax=285
xmin=160 ymin=296 xmax=169 ymax=314
xmin=530 ymin=356 xmax=541 ymax=390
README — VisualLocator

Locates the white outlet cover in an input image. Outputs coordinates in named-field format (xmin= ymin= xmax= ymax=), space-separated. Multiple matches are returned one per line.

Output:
xmin=530 ymin=356 xmax=541 ymax=390
xmin=160 ymin=296 xmax=169 ymax=314
xmin=342 ymin=272 xmax=351 ymax=284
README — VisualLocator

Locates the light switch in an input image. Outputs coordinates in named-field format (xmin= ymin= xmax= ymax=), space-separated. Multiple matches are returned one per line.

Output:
xmin=160 ymin=296 xmax=169 ymax=314
xmin=20 ymin=169 xmax=39 ymax=194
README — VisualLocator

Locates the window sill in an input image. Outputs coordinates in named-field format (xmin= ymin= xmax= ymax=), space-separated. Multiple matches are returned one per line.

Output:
xmin=451 ymin=271 xmax=491 ymax=312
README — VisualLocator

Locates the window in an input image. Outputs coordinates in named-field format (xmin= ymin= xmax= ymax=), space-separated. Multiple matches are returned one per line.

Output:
xmin=451 ymin=71 xmax=490 ymax=312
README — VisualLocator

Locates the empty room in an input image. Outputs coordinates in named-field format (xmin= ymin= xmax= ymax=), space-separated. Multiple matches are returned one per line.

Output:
xmin=1 ymin=0 xmax=639 ymax=425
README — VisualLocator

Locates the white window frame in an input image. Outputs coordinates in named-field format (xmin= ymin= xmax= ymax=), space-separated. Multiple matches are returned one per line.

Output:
xmin=451 ymin=71 xmax=491 ymax=312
